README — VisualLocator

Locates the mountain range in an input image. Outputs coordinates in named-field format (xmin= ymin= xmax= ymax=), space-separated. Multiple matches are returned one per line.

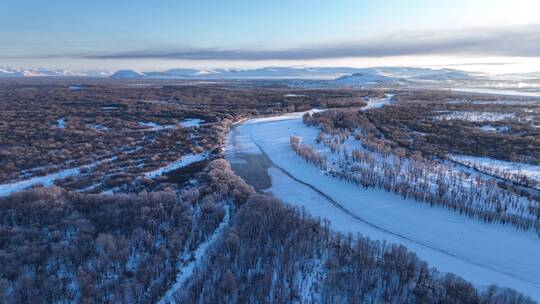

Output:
xmin=3 ymin=66 xmax=540 ymax=88
xmin=109 ymin=66 xmax=484 ymax=81
xmin=0 ymin=67 xmax=111 ymax=78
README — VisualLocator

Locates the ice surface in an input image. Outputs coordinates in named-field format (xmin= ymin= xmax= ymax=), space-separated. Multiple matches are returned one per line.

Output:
xmin=228 ymin=110 xmax=540 ymax=300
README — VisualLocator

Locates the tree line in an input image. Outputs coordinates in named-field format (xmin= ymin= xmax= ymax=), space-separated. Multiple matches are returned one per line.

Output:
xmin=299 ymin=111 xmax=540 ymax=235
xmin=174 ymin=194 xmax=534 ymax=303
xmin=0 ymin=159 xmax=254 ymax=303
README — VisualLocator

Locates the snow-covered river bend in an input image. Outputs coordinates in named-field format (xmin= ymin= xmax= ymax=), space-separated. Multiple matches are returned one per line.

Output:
xmin=225 ymin=106 xmax=540 ymax=300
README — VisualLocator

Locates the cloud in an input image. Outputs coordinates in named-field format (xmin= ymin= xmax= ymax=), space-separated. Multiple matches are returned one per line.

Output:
xmin=70 ymin=24 xmax=540 ymax=61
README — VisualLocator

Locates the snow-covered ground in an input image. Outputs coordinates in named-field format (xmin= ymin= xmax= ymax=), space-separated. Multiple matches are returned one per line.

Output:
xmin=91 ymin=123 xmax=109 ymax=131
xmin=434 ymin=111 xmax=521 ymax=122
xmin=297 ymin=126 xmax=533 ymax=221
xmin=449 ymin=154 xmax=540 ymax=188
xmin=0 ymin=166 xmax=82 ymax=197
xmin=0 ymin=154 xmax=122 ymax=197
xmin=139 ymin=121 xmax=177 ymax=131
xmin=159 ymin=206 xmax=230 ymax=304
xmin=479 ymin=125 xmax=509 ymax=133
xmin=361 ymin=94 xmax=395 ymax=110
xmin=0 ymin=146 xmax=150 ymax=196
xmin=68 ymin=85 xmax=83 ymax=91
xmin=452 ymin=88 xmax=540 ymax=98
xmin=144 ymin=153 xmax=208 ymax=179
xmin=180 ymin=118 xmax=204 ymax=128
xmin=227 ymin=110 xmax=540 ymax=301
xmin=55 ymin=117 xmax=66 ymax=129
xmin=284 ymin=93 xmax=307 ymax=97
xmin=138 ymin=119 xmax=203 ymax=131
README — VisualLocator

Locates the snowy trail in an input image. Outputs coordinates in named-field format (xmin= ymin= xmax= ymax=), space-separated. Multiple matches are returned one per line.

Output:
xmin=227 ymin=111 xmax=540 ymax=301
xmin=159 ymin=206 xmax=230 ymax=304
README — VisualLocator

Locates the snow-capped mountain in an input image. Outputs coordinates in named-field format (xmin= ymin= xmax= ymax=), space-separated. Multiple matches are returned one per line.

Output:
xmin=144 ymin=68 xmax=212 ymax=78
xmin=5 ymin=66 xmax=532 ymax=86
xmin=348 ymin=67 xmax=478 ymax=79
xmin=110 ymin=68 xmax=207 ymax=79
xmin=350 ymin=67 xmax=440 ymax=78
xmin=205 ymin=67 xmax=359 ymax=79
xmin=110 ymin=70 xmax=146 ymax=79
xmin=107 ymin=66 xmax=486 ymax=82
xmin=109 ymin=67 xmax=361 ymax=80
xmin=0 ymin=67 xmax=111 ymax=78
xmin=0 ymin=67 xmax=25 ymax=77
xmin=330 ymin=68 xmax=490 ymax=86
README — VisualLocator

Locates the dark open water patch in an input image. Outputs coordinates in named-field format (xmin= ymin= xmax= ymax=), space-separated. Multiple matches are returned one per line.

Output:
xmin=228 ymin=152 xmax=273 ymax=191
xmin=165 ymin=160 xmax=209 ymax=184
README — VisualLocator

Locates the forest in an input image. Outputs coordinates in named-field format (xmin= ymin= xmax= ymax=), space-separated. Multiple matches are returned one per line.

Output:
xmin=0 ymin=159 xmax=254 ymax=303
xmin=0 ymin=79 xmax=537 ymax=303
xmin=174 ymin=194 xmax=534 ymax=303
xmin=4 ymin=159 xmax=533 ymax=303
xmin=300 ymin=109 xmax=540 ymax=235
xmin=0 ymin=79 xmax=373 ymax=194
xmin=367 ymin=91 xmax=539 ymax=166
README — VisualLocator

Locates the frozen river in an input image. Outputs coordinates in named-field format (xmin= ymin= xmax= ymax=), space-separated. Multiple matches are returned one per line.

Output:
xmin=226 ymin=109 xmax=540 ymax=301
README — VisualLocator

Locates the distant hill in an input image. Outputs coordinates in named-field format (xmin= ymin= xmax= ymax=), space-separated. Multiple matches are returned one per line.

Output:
xmin=0 ymin=67 xmax=25 ymax=77
xmin=0 ymin=66 xmax=497 ymax=83
xmin=110 ymin=70 xmax=146 ymax=79
xmin=144 ymin=68 xmax=201 ymax=78
xmin=334 ymin=72 xmax=397 ymax=85
xmin=0 ymin=67 xmax=111 ymax=77
xmin=108 ymin=66 xmax=484 ymax=82
xmin=348 ymin=67 xmax=447 ymax=78
xmin=111 ymin=67 xmax=363 ymax=80
xmin=411 ymin=70 xmax=479 ymax=81
xmin=329 ymin=67 xmax=488 ymax=87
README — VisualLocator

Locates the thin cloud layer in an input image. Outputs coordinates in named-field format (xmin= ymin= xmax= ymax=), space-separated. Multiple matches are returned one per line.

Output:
xmin=81 ymin=24 xmax=540 ymax=61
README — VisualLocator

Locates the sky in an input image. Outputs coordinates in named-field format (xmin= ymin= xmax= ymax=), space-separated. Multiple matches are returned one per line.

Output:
xmin=1 ymin=0 xmax=540 ymax=73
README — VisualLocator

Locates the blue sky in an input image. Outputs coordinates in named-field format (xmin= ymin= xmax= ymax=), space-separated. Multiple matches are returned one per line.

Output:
xmin=1 ymin=0 xmax=540 ymax=73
